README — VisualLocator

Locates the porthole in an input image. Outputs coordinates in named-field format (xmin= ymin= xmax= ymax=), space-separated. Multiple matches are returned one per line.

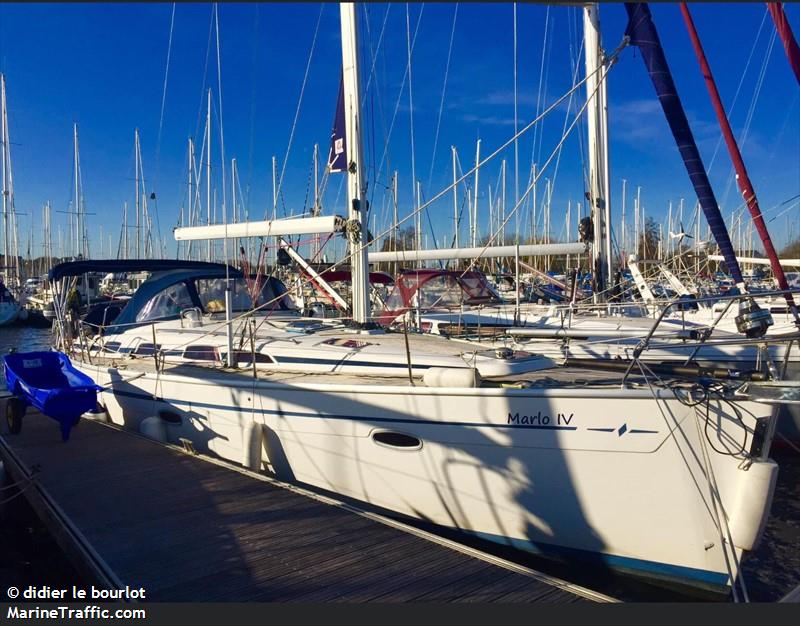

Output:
xmin=371 ymin=430 xmax=422 ymax=450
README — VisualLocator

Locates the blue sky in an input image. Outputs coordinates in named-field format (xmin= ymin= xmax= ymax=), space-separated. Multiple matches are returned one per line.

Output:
xmin=0 ymin=2 xmax=798 ymax=261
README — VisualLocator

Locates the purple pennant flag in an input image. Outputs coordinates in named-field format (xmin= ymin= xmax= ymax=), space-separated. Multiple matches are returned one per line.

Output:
xmin=328 ymin=73 xmax=347 ymax=173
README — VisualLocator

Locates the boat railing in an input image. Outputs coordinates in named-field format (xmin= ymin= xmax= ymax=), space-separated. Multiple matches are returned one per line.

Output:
xmin=538 ymin=288 xmax=798 ymax=332
xmin=621 ymin=288 xmax=800 ymax=384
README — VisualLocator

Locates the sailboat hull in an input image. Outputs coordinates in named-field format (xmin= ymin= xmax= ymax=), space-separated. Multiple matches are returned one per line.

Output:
xmin=80 ymin=362 xmax=777 ymax=591
xmin=0 ymin=300 xmax=20 ymax=326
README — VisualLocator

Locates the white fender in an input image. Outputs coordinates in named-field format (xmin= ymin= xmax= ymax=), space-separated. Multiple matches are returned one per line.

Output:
xmin=728 ymin=459 xmax=778 ymax=551
xmin=82 ymin=406 xmax=109 ymax=423
xmin=242 ymin=421 xmax=264 ymax=472
xmin=139 ymin=416 xmax=167 ymax=443
xmin=423 ymin=367 xmax=481 ymax=388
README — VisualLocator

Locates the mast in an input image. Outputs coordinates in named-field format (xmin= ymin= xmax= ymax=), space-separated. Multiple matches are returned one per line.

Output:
xmin=45 ymin=202 xmax=52 ymax=272
xmin=271 ymin=155 xmax=277 ymax=267
xmin=123 ymin=202 xmax=128 ymax=260
xmin=681 ymin=2 xmax=799 ymax=322
xmin=567 ymin=200 xmax=572 ymax=269
xmin=471 ymin=140 xmax=480 ymax=248
xmin=621 ymin=178 xmax=627 ymax=262
xmin=0 ymin=74 xmax=8 ymax=281
xmin=452 ymin=146 xmax=458 ymax=249
xmin=340 ymin=2 xmax=370 ymax=326
xmin=501 ymin=158 xmax=506 ymax=246
xmin=206 ymin=89 xmax=212 ymax=262
xmin=187 ymin=137 xmax=194 ymax=260
xmin=583 ymin=3 xmax=610 ymax=302
xmin=73 ymin=123 xmax=82 ymax=259
xmin=134 ymin=128 xmax=141 ymax=258
xmin=312 ymin=143 xmax=319 ymax=259
xmin=231 ymin=158 xmax=237 ymax=224
xmin=390 ymin=171 xmax=398 ymax=274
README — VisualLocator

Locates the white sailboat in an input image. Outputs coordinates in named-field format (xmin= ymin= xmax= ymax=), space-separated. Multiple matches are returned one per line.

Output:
xmin=50 ymin=4 xmax=796 ymax=593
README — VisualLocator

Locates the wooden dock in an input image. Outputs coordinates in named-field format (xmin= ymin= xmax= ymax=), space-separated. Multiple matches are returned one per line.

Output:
xmin=0 ymin=402 xmax=612 ymax=603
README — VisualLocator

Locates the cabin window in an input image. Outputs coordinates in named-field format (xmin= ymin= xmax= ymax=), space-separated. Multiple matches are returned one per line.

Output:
xmin=460 ymin=275 xmax=499 ymax=304
xmin=136 ymin=283 xmax=194 ymax=322
xmin=183 ymin=345 xmax=220 ymax=362
xmin=232 ymin=351 xmax=274 ymax=364
xmin=103 ymin=341 xmax=121 ymax=353
xmin=195 ymin=277 xmax=297 ymax=313
xmin=195 ymin=278 xmax=231 ymax=313
xmin=417 ymin=275 xmax=463 ymax=308
xmin=135 ymin=343 xmax=161 ymax=356
xmin=320 ymin=338 xmax=373 ymax=349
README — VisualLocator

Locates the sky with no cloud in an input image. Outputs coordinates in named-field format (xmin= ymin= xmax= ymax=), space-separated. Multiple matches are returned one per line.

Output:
xmin=0 ymin=2 xmax=797 ymax=261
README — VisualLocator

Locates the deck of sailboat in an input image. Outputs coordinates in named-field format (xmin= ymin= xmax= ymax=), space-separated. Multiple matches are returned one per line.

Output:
xmin=82 ymin=350 xmax=641 ymax=390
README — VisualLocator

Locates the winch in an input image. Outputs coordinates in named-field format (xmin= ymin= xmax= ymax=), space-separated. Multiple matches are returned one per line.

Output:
xmin=735 ymin=297 xmax=773 ymax=338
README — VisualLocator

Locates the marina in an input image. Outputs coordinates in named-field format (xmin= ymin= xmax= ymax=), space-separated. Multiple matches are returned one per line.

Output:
xmin=0 ymin=0 xmax=799 ymax=611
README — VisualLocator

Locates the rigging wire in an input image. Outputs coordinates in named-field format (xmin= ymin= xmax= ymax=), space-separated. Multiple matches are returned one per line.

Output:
xmin=373 ymin=5 xmax=425 ymax=193
xmin=719 ymin=27 xmax=777 ymax=212
xmin=152 ymin=1 xmax=176 ymax=252
xmin=214 ymin=3 xmax=227 ymax=234
xmin=245 ymin=3 xmax=261 ymax=214
xmin=362 ymin=4 xmax=392 ymax=211
xmin=546 ymin=24 xmax=585 ymax=231
xmin=406 ymin=2 xmax=419 ymax=250
xmin=272 ymin=4 xmax=325 ymax=220
xmin=193 ymin=6 xmax=216 ymax=148
xmin=530 ymin=5 xmax=551 ymax=176
xmin=453 ymin=42 xmax=624 ymax=282
xmin=426 ymin=3 xmax=459 ymax=193
xmin=707 ymin=6 xmax=769 ymax=173
xmin=120 ymin=35 xmax=626 ymax=342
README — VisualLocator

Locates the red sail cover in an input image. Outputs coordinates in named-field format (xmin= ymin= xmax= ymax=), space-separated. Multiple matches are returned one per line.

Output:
xmin=681 ymin=3 xmax=799 ymax=321
xmin=768 ymin=2 xmax=800 ymax=85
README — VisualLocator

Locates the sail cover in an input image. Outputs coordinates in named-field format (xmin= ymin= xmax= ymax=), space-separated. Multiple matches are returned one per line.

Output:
xmin=624 ymin=3 xmax=744 ymax=284
xmin=768 ymin=2 xmax=800 ymax=85
xmin=328 ymin=73 xmax=347 ymax=173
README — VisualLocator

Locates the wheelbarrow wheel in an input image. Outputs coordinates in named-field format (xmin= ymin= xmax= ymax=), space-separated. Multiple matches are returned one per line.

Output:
xmin=6 ymin=397 xmax=25 ymax=434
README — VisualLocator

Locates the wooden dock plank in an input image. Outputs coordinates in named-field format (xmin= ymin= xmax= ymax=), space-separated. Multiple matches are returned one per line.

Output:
xmin=0 ymin=411 xmax=610 ymax=603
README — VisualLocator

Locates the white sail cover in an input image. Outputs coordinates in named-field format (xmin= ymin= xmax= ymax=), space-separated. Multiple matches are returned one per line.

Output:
xmin=368 ymin=242 xmax=589 ymax=263
xmin=174 ymin=215 xmax=345 ymax=241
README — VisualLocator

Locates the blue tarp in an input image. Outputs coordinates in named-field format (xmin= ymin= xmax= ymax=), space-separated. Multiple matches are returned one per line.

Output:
xmin=49 ymin=259 xmax=237 ymax=282
xmin=3 ymin=351 xmax=102 ymax=441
